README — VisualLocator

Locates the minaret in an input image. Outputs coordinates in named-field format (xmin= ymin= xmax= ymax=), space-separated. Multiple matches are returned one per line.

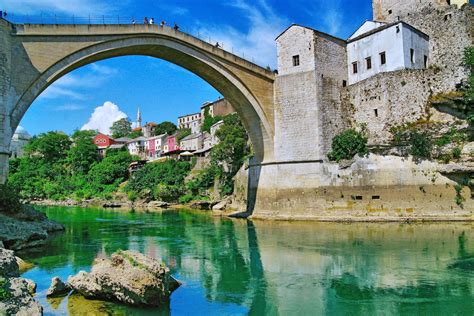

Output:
xmin=137 ymin=107 xmax=142 ymax=128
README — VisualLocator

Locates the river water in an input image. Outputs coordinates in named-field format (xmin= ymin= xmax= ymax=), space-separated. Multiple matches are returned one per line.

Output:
xmin=17 ymin=206 xmax=474 ymax=315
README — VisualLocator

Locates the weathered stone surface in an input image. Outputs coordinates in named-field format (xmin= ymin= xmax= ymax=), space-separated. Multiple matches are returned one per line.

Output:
xmin=190 ymin=200 xmax=213 ymax=210
xmin=46 ymin=277 xmax=71 ymax=298
xmin=212 ymin=197 xmax=232 ymax=211
xmin=0 ymin=207 xmax=64 ymax=250
xmin=68 ymin=250 xmax=180 ymax=307
xmin=147 ymin=201 xmax=170 ymax=209
xmin=0 ymin=248 xmax=19 ymax=277
xmin=0 ymin=247 xmax=42 ymax=316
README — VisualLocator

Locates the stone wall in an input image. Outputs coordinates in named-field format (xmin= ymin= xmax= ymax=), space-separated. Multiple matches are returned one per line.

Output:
xmin=249 ymin=155 xmax=473 ymax=220
xmin=372 ymin=0 xmax=455 ymax=22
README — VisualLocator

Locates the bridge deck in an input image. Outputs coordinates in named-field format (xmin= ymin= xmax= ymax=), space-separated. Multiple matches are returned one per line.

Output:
xmin=9 ymin=21 xmax=275 ymax=81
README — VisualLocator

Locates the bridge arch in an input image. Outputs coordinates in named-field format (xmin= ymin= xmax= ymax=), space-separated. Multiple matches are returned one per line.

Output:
xmin=8 ymin=28 xmax=275 ymax=163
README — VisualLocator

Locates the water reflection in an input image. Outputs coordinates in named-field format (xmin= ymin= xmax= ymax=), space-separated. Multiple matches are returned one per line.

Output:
xmin=18 ymin=207 xmax=474 ymax=315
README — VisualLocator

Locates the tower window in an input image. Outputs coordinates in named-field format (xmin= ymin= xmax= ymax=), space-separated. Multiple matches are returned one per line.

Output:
xmin=342 ymin=80 xmax=347 ymax=87
xmin=380 ymin=52 xmax=386 ymax=65
xmin=352 ymin=62 xmax=358 ymax=74
xmin=410 ymin=49 xmax=415 ymax=63
xmin=374 ymin=109 xmax=378 ymax=117
xmin=388 ymin=10 xmax=392 ymax=14
xmin=424 ymin=55 xmax=428 ymax=68
xmin=292 ymin=55 xmax=300 ymax=67
xmin=366 ymin=57 xmax=372 ymax=70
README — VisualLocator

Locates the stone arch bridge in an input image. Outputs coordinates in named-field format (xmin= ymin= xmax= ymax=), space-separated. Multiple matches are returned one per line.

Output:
xmin=0 ymin=20 xmax=276 ymax=183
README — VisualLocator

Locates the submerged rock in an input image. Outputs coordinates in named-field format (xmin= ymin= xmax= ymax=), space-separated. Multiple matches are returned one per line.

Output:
xmin=46 ymin=277 xmax=71 ymax=298
xmin=0 ymin=248 xmax=19 ymax=277
xmin=212 ymin=197 xmax=232 ymax=211
xmin=68 ymin=250 xmax=180 ymax=307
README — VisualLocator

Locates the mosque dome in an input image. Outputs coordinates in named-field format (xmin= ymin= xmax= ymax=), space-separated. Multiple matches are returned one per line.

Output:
xmin=13 ymin=126 xmax=31 ymax=140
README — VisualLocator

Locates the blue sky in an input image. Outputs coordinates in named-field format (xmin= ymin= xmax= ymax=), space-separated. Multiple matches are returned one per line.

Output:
xmin=4 ymin=0 xmax=373 ymax=136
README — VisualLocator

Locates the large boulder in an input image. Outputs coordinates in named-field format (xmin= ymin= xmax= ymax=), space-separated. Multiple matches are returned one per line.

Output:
xmin=68 ymin=250 xmax=180 ymax=307
xmin=0 ymin=248 xmax=42 ymax=316
xmin=46 ymin=277 xmax=71 ymax=298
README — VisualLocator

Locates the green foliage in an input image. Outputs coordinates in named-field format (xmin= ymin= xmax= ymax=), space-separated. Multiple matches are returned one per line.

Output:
xmin=210 ymin=114 xmax=249 ymax=195
xmin=153 ymin=121 xmax=177 ymax=136
xmin=110 ymin=118 xmax=132 ymax=139
xmin=186 ymin=166 xmax=218 ymax=196
xmin=454 ymin=184 xmax=465 ymax=208
xmin=409 ymin=131 xmax=432 ymax=160
xmin=328 ymin=129 xmax=368 ymax=162
xmin=127 ymin=130 xmax=143 ymax=139
xmin=452 ymin=147 xmax=462 ymax=160
xmin=25 ymin=131 xmax=72 ymax=162
xmin=127 ymin=191 xmax=138 ymax=202
xmin=68 ymin=130 xmax=99 ymax=175
xmin=0 ymin=184 xmax=22 ymax=214
xmin=178 ymin=193 xmax=195 ymax=204
xmin=126 ymin=160 xmax=191 ymax=198
xmin=153 ymin=184 xmax=186 ymax=202
xmin=463 ymin=46 xmax=474 ymax=104
xmin=201 ymin=107 xmax=223 ymax=133
xmin=0 ymin=278 xmax=12 ymax=301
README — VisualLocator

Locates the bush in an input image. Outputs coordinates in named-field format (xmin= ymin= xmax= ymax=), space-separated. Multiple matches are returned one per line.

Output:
xmin=153 ymin=184 xmax=186 ymax=203
xmin=452 ymin=147 xmax=462 ymax=160
xmin=178 ymin=194 xmax=195 ymax=204
xmin=0 ymin=184 xmax=22 ymax=214
xmin=409 ymin=131 xmax=432 ymax=160
xmin=127 ymin=191 xmax=138 ymax=202
xmin=328 ymin=129 xmax=368 ymax=162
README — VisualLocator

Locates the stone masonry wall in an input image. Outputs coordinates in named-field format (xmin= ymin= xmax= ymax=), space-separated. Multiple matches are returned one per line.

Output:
xmin=343 ymin=69 xmax=439 ymax=144
xmin=373 ymin=0 xmax=454 ymax=22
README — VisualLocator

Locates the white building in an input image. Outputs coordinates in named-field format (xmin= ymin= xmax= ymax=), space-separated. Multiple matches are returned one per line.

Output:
xmin=178 ymin=112 xmax=201 ymax=129
xmin=127 ymin=136 xmax=147 ymax=157
xmin=347 ymin=21 xmax=429 ymax=84
xmin=180 ymin=133 xmax=203 ymax=151
xmin=210 ymin=120 xmax=224 ymax=147
xmin=10 ymin=126 xmax=31 ymax=159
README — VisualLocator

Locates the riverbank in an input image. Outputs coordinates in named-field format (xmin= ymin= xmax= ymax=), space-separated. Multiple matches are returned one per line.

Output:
xmin=0 ymin=206 xmax=65 ymax=251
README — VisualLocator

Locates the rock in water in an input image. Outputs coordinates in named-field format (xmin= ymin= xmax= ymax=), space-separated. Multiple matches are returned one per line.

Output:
xmin=0 ymin=248 xmax=42 ymax=315
xmin=46 ymin=277 xmax=71 ymax=298
xmin=68 ymin=250 xmax=180 ymax=306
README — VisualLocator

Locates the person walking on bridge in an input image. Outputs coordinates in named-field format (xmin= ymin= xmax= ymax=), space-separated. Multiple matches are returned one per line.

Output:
xmin=144 ymin=17 xmax=148 ymax=24
xmin=160 ymin=20 xmax=166 ymax=27
xmin=173 ymin=23 xmax=179 ymax=31
xmin=149 ymin=17 xmax=154 ymax=24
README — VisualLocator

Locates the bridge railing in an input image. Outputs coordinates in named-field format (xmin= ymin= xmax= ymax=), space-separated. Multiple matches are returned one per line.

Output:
xmin=1 ymin=13 xmax=275 ymax=72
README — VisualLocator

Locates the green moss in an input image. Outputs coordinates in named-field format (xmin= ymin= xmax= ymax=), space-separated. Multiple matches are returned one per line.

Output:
xmin=0 ymin=278 xmax=12 ymax=301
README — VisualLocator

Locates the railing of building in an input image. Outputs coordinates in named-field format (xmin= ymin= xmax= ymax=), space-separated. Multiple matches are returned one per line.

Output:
xmin=0 ymin=13 xmax=276 ymax=72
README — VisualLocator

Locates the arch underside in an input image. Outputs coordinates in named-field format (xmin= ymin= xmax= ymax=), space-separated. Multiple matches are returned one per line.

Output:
xmin=11 ymin=36 xmax=275 ymax=162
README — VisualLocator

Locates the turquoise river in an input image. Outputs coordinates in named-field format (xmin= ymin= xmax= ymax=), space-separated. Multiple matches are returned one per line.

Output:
xmin=17 ymin=206 xmax=474 ymax=315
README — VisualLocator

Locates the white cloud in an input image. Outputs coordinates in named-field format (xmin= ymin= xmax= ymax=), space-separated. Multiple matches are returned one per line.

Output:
xmin=5 ymin=0 xmax=111 ymax=15
xmin=192 ymin=0 xmax=288 ymax=69
xmin=40 ymin=86 xmax=85 ymax=100
xmin=81 ymin=101 xmax=128 ymax=134
xmin=54 ymin=104 xmax=85 ymax=111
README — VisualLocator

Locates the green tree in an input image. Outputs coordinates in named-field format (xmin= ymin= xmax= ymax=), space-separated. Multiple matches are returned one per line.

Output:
xmin=409 ymin=131 xmax=432 ymax=160
xmin=68 ymin=130 xmax=99 ymax=175
xmin=202 ymin=107 xmax=222 ymax=133
xmin=110 ymin=118 xmax=132 ymax=138
xmin=153 ymin=121 xmax=177 ymax=136
xmin=210 ymin=113 xmax=249 ymax=195
xmin=328 ymin=129 xmax=368 ymax=162
xmin=25 ymin=131 xmax=72 ymax=162
xmin=127 ymin=129 xmax=143 ymax=139
xmin=177 ymin=128 xmax=191 ymax=142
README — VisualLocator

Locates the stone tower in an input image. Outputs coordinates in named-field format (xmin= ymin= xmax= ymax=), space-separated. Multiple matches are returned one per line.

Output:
xmin=137 ymin=107 xmax=142 ymax=128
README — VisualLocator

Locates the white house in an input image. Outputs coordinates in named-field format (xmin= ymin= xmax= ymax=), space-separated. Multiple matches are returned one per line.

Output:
xmin=347 ymin=21 xmax=429 ymax=84
xmin=180 ymin=133 xmax=203 ymax=151
xmin=127 ymin=136 xmax=147 ymax=157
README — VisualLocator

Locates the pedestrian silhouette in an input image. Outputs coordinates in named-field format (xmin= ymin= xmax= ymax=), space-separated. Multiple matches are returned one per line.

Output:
xmin=150 ymin=17 xmax=154 ymax=24
xmin=215 ymin=42 xmax=220 ymax=48
xmin=144 ymin=17 xmax=148 ymax=24
xmin=173 ymin=23 xmax=179 ymax=31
